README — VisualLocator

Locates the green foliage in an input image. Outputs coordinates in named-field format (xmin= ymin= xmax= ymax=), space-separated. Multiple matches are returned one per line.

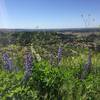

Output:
xmin=0 ymin=56 xmax=100 ymax=100
xmin=31 ymin=62 xmax=65 ymax=99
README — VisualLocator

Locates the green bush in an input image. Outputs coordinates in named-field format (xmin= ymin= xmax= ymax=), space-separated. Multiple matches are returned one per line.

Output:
xmin=30 ymin=61 xmax=65 ymax=99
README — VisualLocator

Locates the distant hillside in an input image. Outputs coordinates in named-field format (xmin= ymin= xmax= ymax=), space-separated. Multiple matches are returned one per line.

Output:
xmin=0 ymin=28 xmax=100 ymax=33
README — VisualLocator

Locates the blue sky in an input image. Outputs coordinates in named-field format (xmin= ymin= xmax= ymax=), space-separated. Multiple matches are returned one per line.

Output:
xmin=0 ymin=0 xmax=100 ymax=29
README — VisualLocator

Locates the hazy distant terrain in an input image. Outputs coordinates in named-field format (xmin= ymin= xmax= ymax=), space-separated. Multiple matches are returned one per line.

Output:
xmin=0 ymin=28 xmax=100 ymax=33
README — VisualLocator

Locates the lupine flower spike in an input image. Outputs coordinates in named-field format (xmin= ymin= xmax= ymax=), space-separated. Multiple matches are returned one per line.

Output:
xmin=2 ymin=52 xmax=13 ymax=71
xmin=80 ymin=49 xmax=92 ymax=79
xmin=23 ymin=52 xmax=33 ymax=81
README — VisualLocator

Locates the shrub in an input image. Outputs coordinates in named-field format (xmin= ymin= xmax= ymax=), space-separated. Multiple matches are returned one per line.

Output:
xmin=30 ymin=61 xmax=65 ymax=99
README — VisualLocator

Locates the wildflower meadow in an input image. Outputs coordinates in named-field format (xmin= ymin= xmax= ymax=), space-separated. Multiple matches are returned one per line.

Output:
xmin=0 ymin=31 xmax=100 ymax=100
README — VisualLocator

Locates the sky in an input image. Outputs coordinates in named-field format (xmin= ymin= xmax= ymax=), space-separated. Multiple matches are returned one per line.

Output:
xmin=0 ymin=0 xmax=100 ymax=29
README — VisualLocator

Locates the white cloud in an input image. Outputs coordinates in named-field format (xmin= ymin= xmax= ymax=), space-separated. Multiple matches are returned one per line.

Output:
xmin=0 ymin=0 xmax=9 ymax=28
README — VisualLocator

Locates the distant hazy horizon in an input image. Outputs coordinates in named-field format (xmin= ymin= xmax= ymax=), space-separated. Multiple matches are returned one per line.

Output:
xmin=0 ymin=0 xmax=100 ymax=29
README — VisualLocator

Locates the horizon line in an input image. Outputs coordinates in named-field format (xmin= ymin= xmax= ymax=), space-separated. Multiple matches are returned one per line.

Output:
xmin=0 ymin=27 xmax=100 ymax=30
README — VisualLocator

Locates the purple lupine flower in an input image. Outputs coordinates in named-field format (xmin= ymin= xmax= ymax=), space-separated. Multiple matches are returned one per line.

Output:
xmin=24 ymin=52 xmax=33 ymax=80
xmin=23 ymin=52 xmax=33 ymax=81
xmin=57 ymin=46 xmax=62 ymax=65
xmin=80 ymin=49 xmax=92 ymax=79
xmin=2 ymin=53 xmax=13 ymax=71
xmin=2 ymin=53 xmax=9 ymax=61
xmin=24 ymin=52 xmax=33 ymax=72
